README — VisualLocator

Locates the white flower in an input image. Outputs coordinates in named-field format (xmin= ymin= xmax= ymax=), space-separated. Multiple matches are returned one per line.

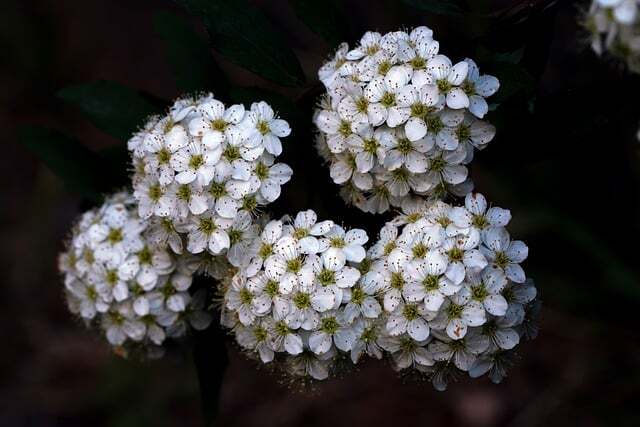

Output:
xmin=346 ymin=31 xmax=383 ymax=60
xmin=428 ymin=330 xmax=489 ymax=371
xmin=289 ymin=210 xmax=334 ymax=254
xmin=183 ymin=213 xmax=231 ymax=255
xmin=308 ymin=310 xmax=356 ymax=354
xmin=342 ymin=283 xmax=382 ymax=323
xmin=329 ymin=153 xmax=373 ymax=190
xmin=236 ymin=321 xmax=275 ymax=363
xmin=226 ymin=211 xmax=259 ymax=267
xmin=188 ymin=100 xmax=245 ymax=148
xmin=481 ymin=227 xmax=528 ymax=283
xmin=225 ymin=273 xmax=269 ymax=326
xmin=321 ymin=225 xmax=369 ymax=268
xmin=386 ymin=301 xmax=430 ymax=341
xmin=461 ymin=59 xmax=500 ymax=118
xmin=431 ymin=287 xmax=486 ymax=340
xmin=171 ymin=142 xmax=220 ymax=186
xmin=403 ymin=255 xmax=460 ymax=311
xmin=463 ymin=266 xmax=509 ymax=316
xmin=241 ymin=101 xmax=291 ymax=156
xmin=133 ymin=175 xmax=175 ymax=219
xmin=441 ymin=232 xmax=487 ymax=285
xmin=254 ymin=157 xmax=293 ymax=203
xmin=380 ymin=127 xmax=430 ymax=173
xmin=319 ymin=43 xmax=349 ymax=89
xmin=350 ymin=318 xmax=384 ymax=363
xmin=347 ymin=126 xmax=387 ymax=173
xmin=378 ymin=333 xmax=433 ymax=370
xmin=426 ymin=55 xmax=469 ymax=109
xmin=364 ymin=65 xmax=413 ymax=127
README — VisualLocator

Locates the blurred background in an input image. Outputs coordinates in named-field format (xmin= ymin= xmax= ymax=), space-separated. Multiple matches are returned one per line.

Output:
xmin=3 ymin=0 xmax=640 ymax=426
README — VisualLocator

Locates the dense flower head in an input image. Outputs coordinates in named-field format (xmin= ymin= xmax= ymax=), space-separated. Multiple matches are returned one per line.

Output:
xmin=313 ymin=27 xmax=499 ymax=213
xmin=220 ymin=199 xmax=538 ymax=388
xmin=59 ymin=193 xmax=212 ymax=355
xmin=221 ymin=209 xmax=379 ymax=380
xmin=128 ymin=93 xmax=293 ymax=266
xmin=365 ymin=193 xmax=537 ymax=389
xmin=586 ymin=0 xmax=640 ymax=72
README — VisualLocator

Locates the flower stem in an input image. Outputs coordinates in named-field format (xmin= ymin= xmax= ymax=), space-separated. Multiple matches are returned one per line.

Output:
xmin=193 ymin=319 xmax=228 ymax=427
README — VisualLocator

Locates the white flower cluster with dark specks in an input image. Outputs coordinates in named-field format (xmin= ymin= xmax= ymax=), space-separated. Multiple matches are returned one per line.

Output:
xmin=220 ymin=197 xmax=538 ymax=388
xmin=128 ymin=93 xmax=292 ymax=267
xmin=364 ymin=193 xmax=537 ymax=389
xmin=221 ymin=210 xmax=374 ymax=380
xmin=59 ymin=193 xmax=212 ymax=355
xmin=314 ymin=27 xmax=499 ymax=213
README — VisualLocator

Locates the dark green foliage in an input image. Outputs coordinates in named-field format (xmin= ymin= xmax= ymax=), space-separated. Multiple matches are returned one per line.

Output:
xmin=58 ymin=80 xmax=161 ymax=141
xmin=289 ymin=0 xmax=345 ymax=48
xmin=18 ymin=126 xmax=126 ymax=201
xmin=154 ymin=11 xmax=227 ymax=94
xmin=177 ymin=0 xmax=306 ymax=87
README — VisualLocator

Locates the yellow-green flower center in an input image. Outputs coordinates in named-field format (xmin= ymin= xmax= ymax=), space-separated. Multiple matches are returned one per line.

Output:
xmin=390 ymin=271 xmax=404 ymax=289
xmin=257 ymin=120 xmax=270 ymax=135
xmin=199 ymin=218 xmax=217 ymax=234
xmin=320 ymin=316 xmax=340 ymax=334
xmin=447 ymin=247 xmax=464 ymax=262
xmin=494 ymin=251 xmax=510 ymax=269
xmin=317 ymin=268 xmax=336 ymax=286
xmin=254 ymin=162 xmax=269 ymax=180
xmin=412 ymin=243 xmax=428 ymax=258
xmin=157 ymin=148 xmax=171 ymax=164
xmin=293 ymin=292 xmax=311 ymax=309
xmin=210 ymin=118 xmax=227 ymax=131
xmin=403 ymin=303 xmax=420 ymax=320
xmin=107 ymin=228 xmax=123 ymax=244
xmin=189 ymin=154 xmax=204 ymax=169
xmin=380 ymin=92 xmax=396 ymax=108
xmin=176 ymin=184 xmax=191 ymax=201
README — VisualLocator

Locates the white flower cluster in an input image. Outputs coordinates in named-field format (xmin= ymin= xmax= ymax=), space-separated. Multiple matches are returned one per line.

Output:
xmin=220 ymin=198 xmax=538 ymax=388
xmin=221 ymin=210 xmax=375 ymax=380
xmin=364 ymin=193 xmax=537 ymax=389
xmin=586 ymin=0 xmax=640 ymax=72
xmin=59 ymin=193 xmax=212 ymax=354
xmin=128 ymin=93 xmax=293 ymax=267
xmin=313 ymin=27 xmax=499 ymax=213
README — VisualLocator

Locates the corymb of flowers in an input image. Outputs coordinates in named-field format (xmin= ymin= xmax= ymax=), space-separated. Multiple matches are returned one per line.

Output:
xmin=57 ymin=25 xmax=540 ymax=391
xmin=128 ymin=93 xmax=293 ymax=267
xmin=314 ymin=27 xmax=499 ymax=213
xmin=365 ymin=194 xmax=538 ymax=389
xmin=221 ymin=210 xmax=371 ymax=380
xmin=59 ymin=193 xmax=212 ymax=357
xmin=585 ymin=0 xmax=640 ymax=72
xmin=220 ymin=195 xmax=538 ymax=389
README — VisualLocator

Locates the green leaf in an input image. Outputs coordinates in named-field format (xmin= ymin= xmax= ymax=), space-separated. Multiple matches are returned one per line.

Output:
xmin=58 ymin=80 xmax=161 ymax=141
xmin=400 ymin=0 xmax=464 ymax=17
xmin=177 ymin=0 xmax=306 ymax=87
xmin=153 ymin=11 xmax=227 ymax=94
xmin=289 ymin=0 xmax=344 ymax=48
xmin=18 ymin=126 xmax=122 ymax=200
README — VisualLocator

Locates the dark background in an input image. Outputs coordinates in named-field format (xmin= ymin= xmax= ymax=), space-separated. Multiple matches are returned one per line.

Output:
xmin=3 ymin=0 xmax=640 ymax=426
